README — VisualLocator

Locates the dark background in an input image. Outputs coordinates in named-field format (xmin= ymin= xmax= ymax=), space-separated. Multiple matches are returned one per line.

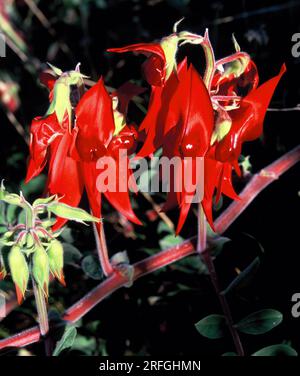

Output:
xmin=0 ymin=0 xmax=300 ymax=356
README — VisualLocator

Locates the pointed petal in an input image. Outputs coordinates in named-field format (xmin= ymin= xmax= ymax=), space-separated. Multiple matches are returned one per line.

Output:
xmin=48 ymin=132 xmax=84 ymax=231
xmin=108 ymin=42 xmax=165 ymax=59
xmin=75 ymin=78 xmax=115 ymax=160
xmin=108 ymin=43 xmax=166 ymax=86
xmin=215 ymin=64 xmax=286 ymax=163
xmin=103 ymin=151 xmax=141 ymax=225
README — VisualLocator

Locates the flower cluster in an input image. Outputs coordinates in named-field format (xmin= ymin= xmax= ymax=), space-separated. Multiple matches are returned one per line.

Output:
xmin=25 ymin=21 xmax=285 ymax=236
xmin=0 ymin=182 xmax=99 ymax=303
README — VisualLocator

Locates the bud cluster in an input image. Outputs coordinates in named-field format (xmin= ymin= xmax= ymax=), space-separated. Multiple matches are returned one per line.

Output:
xmin=0 ymin=181 xmax=99 ymax=304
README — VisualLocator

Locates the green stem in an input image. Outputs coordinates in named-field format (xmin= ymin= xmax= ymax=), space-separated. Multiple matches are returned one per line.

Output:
xmin=32 ymin=278 xmax=49 ymax=337
xmin=21 ymin=196 xmax=35 ymax=230
xmin=201 ymin=249 xmax=245 ymax=356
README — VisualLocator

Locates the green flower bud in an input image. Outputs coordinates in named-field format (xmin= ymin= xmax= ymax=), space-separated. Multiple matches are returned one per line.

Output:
xmin=32 ymin=246 xmax=49 ymax=297
xmin=48 ymin=240 xmax=65 ymax=285
xmin=47 ymin=202 xmax=100 ymax=224
xmin=8 ymin=245 xmax=29 ymax=304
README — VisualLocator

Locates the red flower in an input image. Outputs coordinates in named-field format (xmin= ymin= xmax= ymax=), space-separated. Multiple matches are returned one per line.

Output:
xmin=26 ymin=112 xmax=84 ymax=230
xmin=26 ymin=67 xmax=143 ymax=229
xmin=214 ymin=64 xmax=286 ymax=169
xmin=108 ymin=20 xmax=201 ymax=87
xmin=70 ymin=78 xmax=142 ymax=225
xmin=108 ymin=23 xmax=202 ymax=157
xmin=160 ymin=62 xmax=215 ymax=234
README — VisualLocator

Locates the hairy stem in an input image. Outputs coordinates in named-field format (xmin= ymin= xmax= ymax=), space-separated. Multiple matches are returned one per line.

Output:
xmin=32 ymin=278 xmax=49 ymax=337
xmin=93 ymin=221 xmax=114 ymax=277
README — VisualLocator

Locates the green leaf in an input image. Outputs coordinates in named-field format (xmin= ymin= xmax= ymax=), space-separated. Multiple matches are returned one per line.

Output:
xmin=20 ymin=175 xmax=47 ymax=196
xmin=252 ymin=344 xmax=297 ymax=356
xmin=222 ymin=352 xmax=238 ymax=356
xmin=71 ymin=335 xmax=97 ymax=355
xmin=235 ymin=309 xmax=283 ymax=335
xmin=53 ymin=326 xmax=77 ymax=356
xmin=63 ymin=243 xmax=82 ymax=265
xmin=6 ymin=205 xmax=19 ymax=224
xmin=195 ymin=314 xmax=227 ymax=339
xmin=60 ymin=227 xmax=74 ymax=243
xmin=159 ymin=234 xmax=184 ymax=250
xmin=209 ymin=235 xmax=231 ymax=257
xmin=157 ymin=221 xmax=173 ymax=235
xmin=221 ymin=257 xmax=260 ymax=295
xmin=81 ymin=254 xmax=103 ymax=280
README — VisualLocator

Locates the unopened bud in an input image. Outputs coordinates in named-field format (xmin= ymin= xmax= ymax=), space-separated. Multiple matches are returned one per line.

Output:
xmin=48 ymin=239 xmax=65 ymax=285
xmin=8 ymin=245 xmax=29 ymax=304
xmin=32 ymin=246 xmax=49 ymax=297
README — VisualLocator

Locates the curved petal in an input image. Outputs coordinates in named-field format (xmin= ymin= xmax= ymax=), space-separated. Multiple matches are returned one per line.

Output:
xmin=82 ymin=161 xmax=102 ymax=219
xmin=103 ymin=150 xmax=141 ymax=225
xmin=25 ymin=114 xmax=63 ymax=183
xmin=136 ymin=59 xmax=188 ymax=158
xmin=108 ymin=43 xmax=166 ymax=86
xmin=48 ymin=132 xmax=84 ymax=230
xmin=75 ymin=78 xmax=115 ymax=161
xmin=179 ymin=64 xmax=214 ymax=157
xmin=108 ymin=42 xmax=165 ymax=60
xmin=215 ymin=64 xmax=286 ymax=163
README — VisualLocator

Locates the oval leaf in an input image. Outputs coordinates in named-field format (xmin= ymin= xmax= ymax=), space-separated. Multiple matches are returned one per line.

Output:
xmin=221 ymin=257 xmax=260 ymax=295
xmin=81 ymin=254 xmax=103 ymax=280
xmin=159 ymin=234 xmax=184 ymax=250
xmin=235 ymin=309 xmax=283 ymax=335
xmin=195 ymin=314 xmax=227 ymax=339
xmin=53 ymin=326 xmax=77 ymax=356
xmin=252 ymin=344 xmax=297 ymax=356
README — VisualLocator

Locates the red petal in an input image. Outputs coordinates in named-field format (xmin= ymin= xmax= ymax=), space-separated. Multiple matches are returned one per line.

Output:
xmin=108 ymin=42 xmax=165 ymax=59
xmin=82 ymin=161 xmax=102 ymax=219
xmin=178 ymin=64 xmax=214 ymax=157
xmin=108 ymin=43 xmax=166 ymax=86
xmin=102 ymin=151 xmax=141 ymax=225
xmin=215 ymin=64 xmax=286 ymax=163
xmin=75 ymin=78 xmax=115 ymax=160
xmin=112 ymin=81 xmax=146 ymax=115
xmin=136 ymin=59 xmax=188 ymax=158
xmin=48 ymin=132 xmax=84 ymax=230
xmin=39 ymin=71 xmax=56 ymax=91
xmin=25 ymin=114 xmax=63 ymax=183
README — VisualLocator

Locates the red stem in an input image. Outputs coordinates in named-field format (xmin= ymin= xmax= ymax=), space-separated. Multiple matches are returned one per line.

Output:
xmin=0 ymin=145 xmax=299 ymax=350
xmin=93 ymin=221 xmax=114 ymax=277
